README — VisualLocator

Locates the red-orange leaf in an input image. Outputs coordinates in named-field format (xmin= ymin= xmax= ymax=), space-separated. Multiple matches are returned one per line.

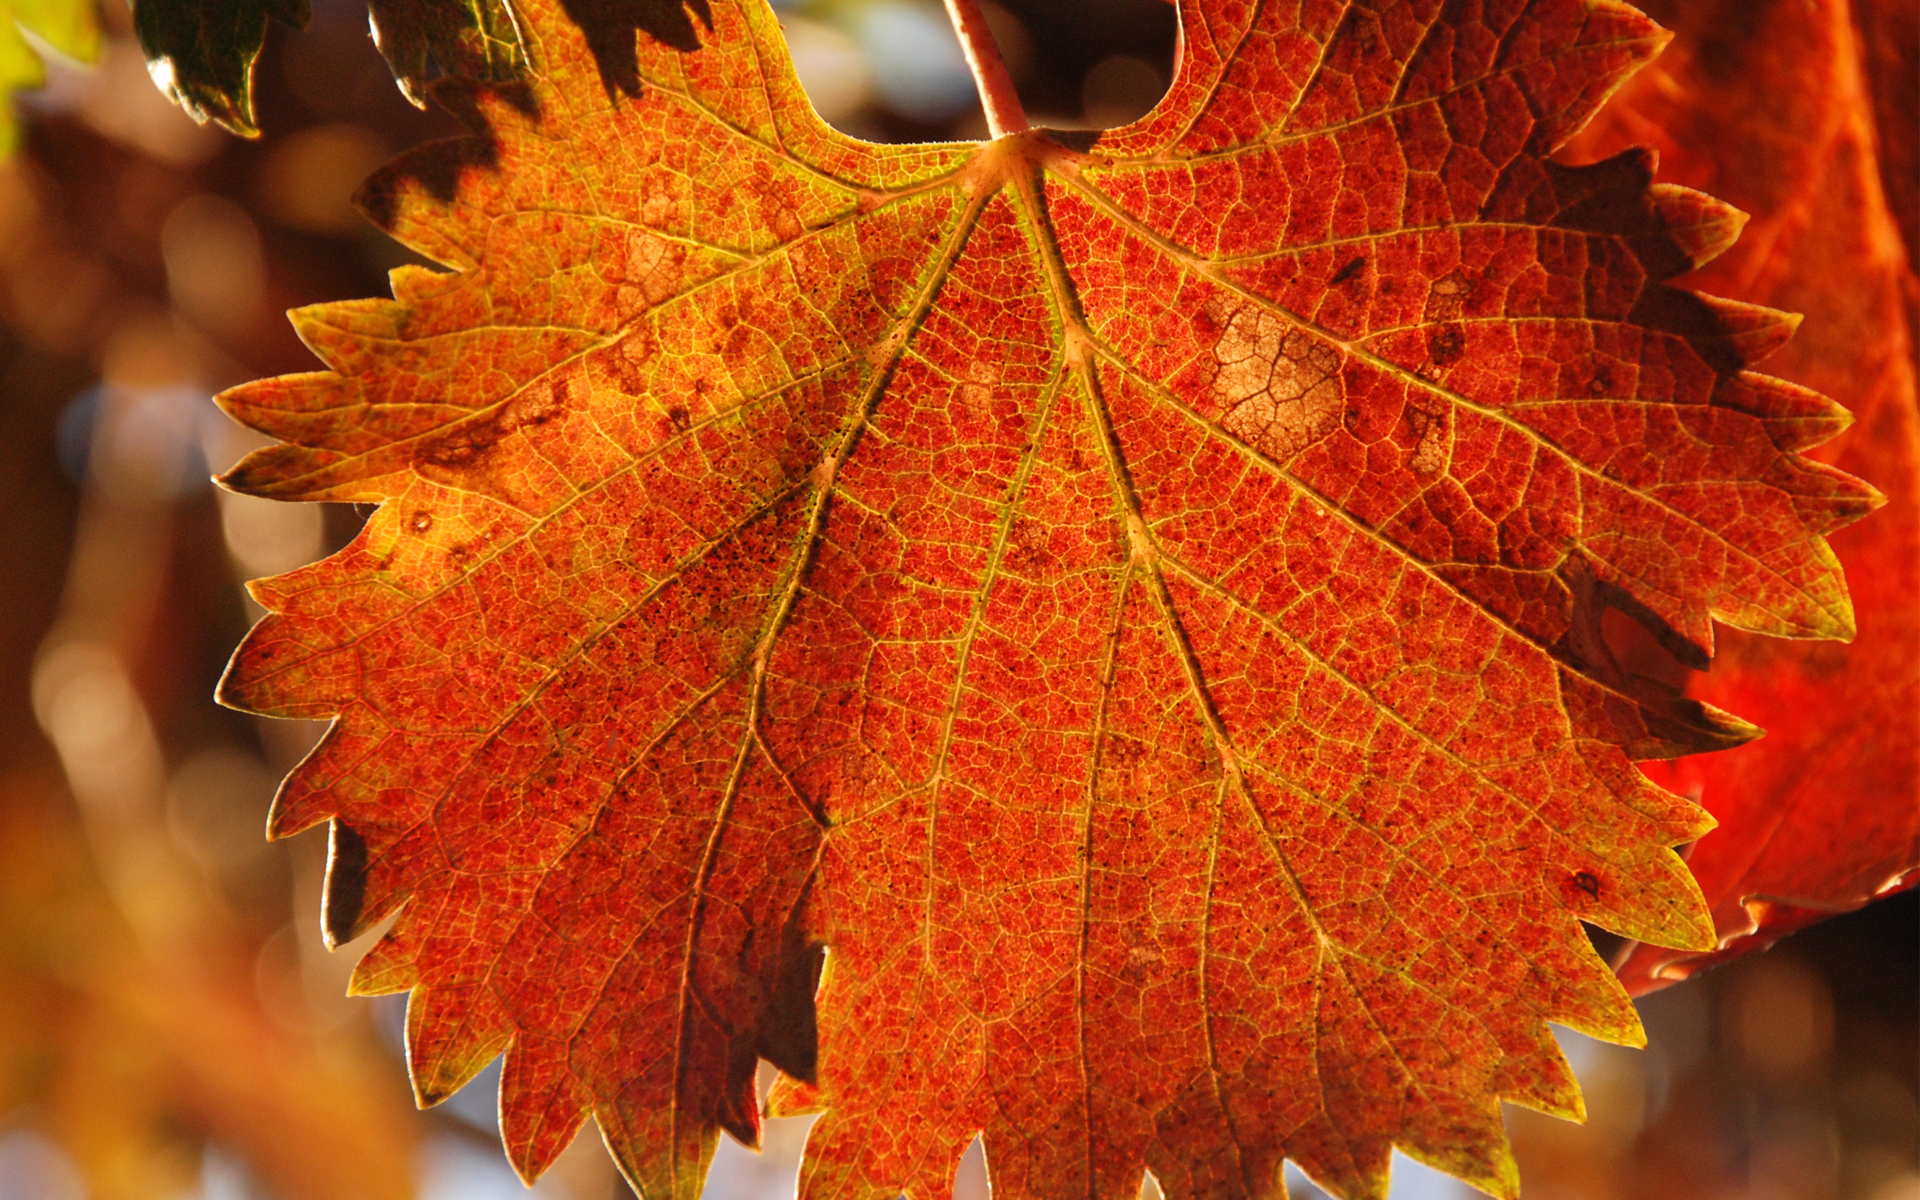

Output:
xmin=1568 ymin=0 xmax=1920 ymax=993
xmin=214 ymin=3 xmax=1877 ymax=1197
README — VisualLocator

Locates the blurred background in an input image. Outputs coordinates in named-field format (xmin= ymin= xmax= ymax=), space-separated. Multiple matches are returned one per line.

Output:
xmin=0 ymin=0 xmax=1912 ymax=1197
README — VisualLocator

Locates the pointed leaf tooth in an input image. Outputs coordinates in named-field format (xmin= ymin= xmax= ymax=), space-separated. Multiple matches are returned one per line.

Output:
xmin=263 ymin=730 xmax=340 ymax=838
xmin=1572 ymin=844 xmax=1717 ymax=953
xmin=764 ymin=1073 xmax=823 ymax=1119
xmin=1543 ymin=935 xmax=1645 ymax=1049
xmin=1528 ymin=6 xmax=1669 ymax=154
xmin=217 ymin=613 xmax=357 ymax=717
xmin=1687 ymin=293 xmax=1805 ymax=369
xmin=1647 ymin=183 xmax=1748 ymax=270
xmin=1714 ymin=371 xmax=1857 ymax=453
xmin=600 ymin=1097 xmax=719 ymax=1200
xmin=215 ymin=371 xmax=364 ymax=444
xmin=407 ymin=987 xmax=512 ymax=1107
xmin=1499 ymin=1031 xmax=1584 ymax=1122
xmin=1558 ymin=665 xmax=1765 ymax=761
xmin=1288 ymin=1138 xmax=1393 ymax=1200
xmin=348 ymin=927 xmax=421 ymax=996
xmin=1395 ymin=1114 xmax=1520 ymax=1200
xmin=388 ymin=261 xmax=460 ymax=307
xmin=224 ymin=446 xmax=408 ymax=502
xmin=1776 ymin=454 xmax=1888 ymax=536
xmin=1709 ymin=540 xmax=1858 ymax=644
xmin=1624 ymin=288 xmax=1798 ymax=371
xmin=1621 ymin=695 xmax=1765 ymax=760
xmin=222 ymin=363 xmax=485 ymax=469
xmin=500 ymin=1037 xmax=591 ymax=1183
xmin=1673 ymin=700 xmax=1765 ymax=755
xmin=241 ymin=570 xmax=297 ymax=612
xmin=214 ymin=442 xmax=334 ymax=499
xmin=1615 ymin=762 xmax=1719 ymax=847
xmin=289 ymin=299 xmax=411 ymax=377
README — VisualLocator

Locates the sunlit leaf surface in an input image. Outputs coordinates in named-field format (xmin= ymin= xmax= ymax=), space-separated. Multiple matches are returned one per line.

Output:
xmin=1571 ymin=0 xmax=1919 ymax=993
xmin=215 ymin=2 xmax=1876 ymax=1196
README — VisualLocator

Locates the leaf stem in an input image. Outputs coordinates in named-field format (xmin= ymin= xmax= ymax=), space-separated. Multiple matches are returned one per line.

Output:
xmin=943 ymin=0 xmax=1027 ymax=138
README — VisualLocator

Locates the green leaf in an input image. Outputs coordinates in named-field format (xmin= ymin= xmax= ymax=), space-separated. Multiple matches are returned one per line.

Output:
xmin=0 ymin=0 xmax=100 ymax=154
xmin=130 ymin=0 xmax=310 ymax=137
xmin=128 ymin=0 xmax=528 ymax=137
xmin=368 ymin=0 xmax=526 ymax=108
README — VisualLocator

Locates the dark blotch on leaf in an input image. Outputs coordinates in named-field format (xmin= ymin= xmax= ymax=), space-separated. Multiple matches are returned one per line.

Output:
xmin=1426 ymin=324 xmax=1465 ymax=367
xmin=421 ymin=412 xmax=504 ymax=466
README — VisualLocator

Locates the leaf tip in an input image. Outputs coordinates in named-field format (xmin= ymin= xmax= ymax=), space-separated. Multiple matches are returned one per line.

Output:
xmin=1648 ymin=183 xmax=1749 ymax=270
xmin=496 ymin=1052 xmax=591 ymax=1186
xmin=1676 ymin=702 xmax=1765 ymax=756
xmin=1396 ymin=1130 xmax=1521 ymax=1200
xmin=346 ymin=929 xmax=419 ymax=996
xmin=764 ymin=1073 xmax=823 ymax=1118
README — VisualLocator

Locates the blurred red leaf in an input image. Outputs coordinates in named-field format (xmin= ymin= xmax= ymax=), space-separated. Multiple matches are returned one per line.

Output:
xmin=1569 ymin=0 xmax=1920 ymax=995
xmin=214 ymin=2 xmax=1877 ymax=1197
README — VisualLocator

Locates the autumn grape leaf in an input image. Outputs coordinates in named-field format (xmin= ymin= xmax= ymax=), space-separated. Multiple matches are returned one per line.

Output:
xmin=1567 ymin=0 xmax=1920 ymax=993
xmin=129 ymin=0 xmax=526 ymax=135
xmin=214 ymin=1 xmax=1879 ymax=1197
xmin=0 ymin=0 xmax=97 ymax=154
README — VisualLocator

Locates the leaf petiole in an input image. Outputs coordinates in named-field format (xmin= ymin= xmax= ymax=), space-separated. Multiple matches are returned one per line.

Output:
xmin=942 ymin=0 xmax=1027 ymax=138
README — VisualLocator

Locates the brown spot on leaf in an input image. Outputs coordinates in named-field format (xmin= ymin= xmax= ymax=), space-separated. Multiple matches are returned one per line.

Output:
xmin=1213 ymin=305 xmax=1345 ymax=461
xmin=421 ymin=412 xmax=505 ymax=467
xmin=1426 ymin=324 xmax=1465 ymax=368
xmin=1424 ymin=271 xmax=1470 ymax=322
